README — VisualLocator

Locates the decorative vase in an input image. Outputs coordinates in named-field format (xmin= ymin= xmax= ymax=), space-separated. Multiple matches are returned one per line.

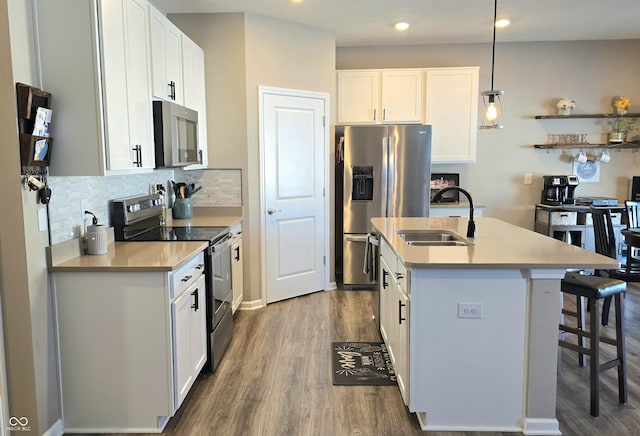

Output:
xmin=609 ymin=132 xmax=625 ymax=143
xmin=558 ymin=107 xmax=573 ymax=116
xmin=616 ymin=107 xmax=628 ymax=116
xmin=172 ymin=198 xmax=193 ymax=219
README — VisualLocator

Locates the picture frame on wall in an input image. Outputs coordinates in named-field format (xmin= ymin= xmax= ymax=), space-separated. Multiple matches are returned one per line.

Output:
xmin=430 ymin=173 xmax=460 ymax=202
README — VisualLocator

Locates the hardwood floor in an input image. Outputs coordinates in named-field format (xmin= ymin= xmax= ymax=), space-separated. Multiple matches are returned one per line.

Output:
xmin=115 ymin=284 xmax=640 ymax=436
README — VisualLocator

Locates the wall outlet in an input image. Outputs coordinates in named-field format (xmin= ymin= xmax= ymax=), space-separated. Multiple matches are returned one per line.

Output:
xmin=457 ymin=302 xmax=484 ymax=319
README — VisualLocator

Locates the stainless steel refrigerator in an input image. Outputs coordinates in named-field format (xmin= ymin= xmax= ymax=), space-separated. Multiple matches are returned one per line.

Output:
xmin=337 ymin=124 xmax=432 ymax=288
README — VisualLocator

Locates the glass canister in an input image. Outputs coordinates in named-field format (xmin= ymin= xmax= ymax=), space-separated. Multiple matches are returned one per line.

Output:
xmin=172 ymin=198 xmax=193 ymax=219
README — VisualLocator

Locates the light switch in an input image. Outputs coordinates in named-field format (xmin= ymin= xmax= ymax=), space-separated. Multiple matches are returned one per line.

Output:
xmin=524 ymin=173 xmax=533 ymax=185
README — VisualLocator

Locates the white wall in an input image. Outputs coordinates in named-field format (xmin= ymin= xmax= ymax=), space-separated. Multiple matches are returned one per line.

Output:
xmin=337 ymin=40 xmax=640 ymax=229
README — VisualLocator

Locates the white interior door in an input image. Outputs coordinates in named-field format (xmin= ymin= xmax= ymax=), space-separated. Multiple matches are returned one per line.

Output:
xmin=260 ymin=88 xmax=328 ymax=304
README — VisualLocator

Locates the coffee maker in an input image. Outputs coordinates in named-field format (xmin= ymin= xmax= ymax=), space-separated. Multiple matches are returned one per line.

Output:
xmin=541 ymin=175 xmax=579 ymax=205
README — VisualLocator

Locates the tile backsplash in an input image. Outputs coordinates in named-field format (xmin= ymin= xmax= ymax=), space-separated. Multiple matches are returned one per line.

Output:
xmin=47 ymin=168 xmax=242 ymax=244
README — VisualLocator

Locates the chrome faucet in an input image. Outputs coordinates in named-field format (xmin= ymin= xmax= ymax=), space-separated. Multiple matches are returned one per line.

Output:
xmin=431 ymin=187 xmax=476 ymax=238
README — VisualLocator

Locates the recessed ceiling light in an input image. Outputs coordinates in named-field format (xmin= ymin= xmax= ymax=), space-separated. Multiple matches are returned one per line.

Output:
xmin=395 ymin=22 xmax=410 ymax=31
xmin=495 ymin=18 xmax=510 ymax=28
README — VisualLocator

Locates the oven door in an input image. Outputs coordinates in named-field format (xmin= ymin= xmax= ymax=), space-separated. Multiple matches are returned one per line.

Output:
xmin=209 ymin=234 xmax=233 ymax=328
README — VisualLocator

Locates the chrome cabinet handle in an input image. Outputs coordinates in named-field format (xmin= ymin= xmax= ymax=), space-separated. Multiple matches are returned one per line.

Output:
xmin=382 ymin=269 xmax=389 ymax=289
xmin=191 ymin=288 xmax=199 ymax=311
xmin=373 ymin=108 xmax=377 ymax=121
xmin=181 ymin=274 xmax=192 ymax=282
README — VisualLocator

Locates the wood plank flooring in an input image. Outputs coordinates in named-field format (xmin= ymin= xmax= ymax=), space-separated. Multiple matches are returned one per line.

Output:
xmin=114 ymin=284 xmax=640 ymax=436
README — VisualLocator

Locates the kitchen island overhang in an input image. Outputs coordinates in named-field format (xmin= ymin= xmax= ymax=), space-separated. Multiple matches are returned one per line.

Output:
xmin=371 ymin=216 xmax=619 ymax=434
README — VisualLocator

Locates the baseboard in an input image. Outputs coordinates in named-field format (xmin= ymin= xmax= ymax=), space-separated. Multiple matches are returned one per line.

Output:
xmin=238 ymin=299 xmax=264 ymax=310
xmin=327 ymin=281 xmax=337 ymax=290
xmin=522 ymin=418 xmax=561 ymax=435
xmin=42 ymin=419 xmax=64 ymax=436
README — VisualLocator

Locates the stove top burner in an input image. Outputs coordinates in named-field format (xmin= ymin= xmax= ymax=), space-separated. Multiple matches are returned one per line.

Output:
xmin=133 ymin=226 xmax=229 ymax=243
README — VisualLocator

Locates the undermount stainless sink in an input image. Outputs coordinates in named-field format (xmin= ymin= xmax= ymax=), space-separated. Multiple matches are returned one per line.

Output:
xmin=397 ymin=230 xmax=471 ymax=246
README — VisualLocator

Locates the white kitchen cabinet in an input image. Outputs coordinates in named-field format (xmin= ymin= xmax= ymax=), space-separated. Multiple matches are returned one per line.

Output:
xmin=149 ymin=3 xmax=183 ymax=104
xmin=172 ymin=274 xmax=206 ymax=410
xmin=430 ymin=204 xmax=485 ymax=218
xmin=379 ymin=238 xmax=410 ymax=405
xmin=182 ymin=34 xmax=209 ymax=169
xmin=52 ymin=251 xmax=206 ymax=432
xmin=35 ymin=0 xmax=155 ymax=175
xmin=231 ymin=223 xmax=244 ymax=313
xmin=337 ymin=69 xmax=423 ymax=124
xmin=425 ymin=67 xmax=479 ymax=163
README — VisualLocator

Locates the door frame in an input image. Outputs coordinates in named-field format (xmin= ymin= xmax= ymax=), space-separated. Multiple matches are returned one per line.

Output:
xmin=258 ymin=86 xmax=331 ymax=305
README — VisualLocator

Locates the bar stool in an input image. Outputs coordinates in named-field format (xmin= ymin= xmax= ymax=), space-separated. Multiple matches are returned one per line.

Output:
xmin=559 ymin=272 xmax=627 ymax=417
xmin=558 ymin=207 xmax=629 ymax=417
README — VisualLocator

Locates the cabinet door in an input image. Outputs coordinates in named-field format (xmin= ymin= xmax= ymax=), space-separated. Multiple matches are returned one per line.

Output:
xmin=100 ymin=0 xmax=133 ymax=170
xmin=183 ymin=37 xmax=208 ymax=169
xmin=379 ymin=256 xmax=392 ymax=343
xmin=425 ymin=67 xmax=479 ymax=163
xmin=337 ymin=71 xmax=380 ymax=124
xmin=172 ymin=274 xmax=206 ymax=409
xmin=396 ymin=285 xmax=410 ymax=405
xmin=101 ymin=0 xmax=154 ymax=170
xmin=124 ymin=0 xmax=155 ymax=169
xmin=231 ymin=237 xmax=244 ymax=313
xmin=381 ymin=70 xmax=423 ymax=124
xmin=149 ymin=5 xmax=183 ymax=104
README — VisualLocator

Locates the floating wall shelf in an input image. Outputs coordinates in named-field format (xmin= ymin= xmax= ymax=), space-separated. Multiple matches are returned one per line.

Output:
xmin=534 ymin=113 xmax=640 ymax=120
xmin=534 ymin=142 xmax=640 ymax=150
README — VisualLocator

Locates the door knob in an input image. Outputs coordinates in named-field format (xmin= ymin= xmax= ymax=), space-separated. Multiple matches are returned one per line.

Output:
xmin=267 ymin=208 xmax=282 ymax=215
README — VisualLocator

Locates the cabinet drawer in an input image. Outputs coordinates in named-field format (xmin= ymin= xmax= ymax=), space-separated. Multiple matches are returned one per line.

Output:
xmin=171 ymin=252 xmax=205 ymax=299
xmin=536 ymin=211 xmax=577 ymax=225
xmin=380 ymin=238 xmax=397 ymax=275
xmin=397 ymin=261 xmax=408 ymax=293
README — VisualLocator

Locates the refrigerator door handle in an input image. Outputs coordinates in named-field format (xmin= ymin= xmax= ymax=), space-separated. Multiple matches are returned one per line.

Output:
xmin=381 ymin=136 xmax=388 ymax=217
xmin=345 ymin=235 xmax=369 ymax=242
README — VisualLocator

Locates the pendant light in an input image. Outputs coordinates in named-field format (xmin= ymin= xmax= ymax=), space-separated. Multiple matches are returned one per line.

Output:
xmin=480 ymin=0 xmax=504 ymax=129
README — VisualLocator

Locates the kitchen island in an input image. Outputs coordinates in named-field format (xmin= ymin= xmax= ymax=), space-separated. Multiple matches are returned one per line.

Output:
xmin=371 ymin=216 xmax=619 ymax=435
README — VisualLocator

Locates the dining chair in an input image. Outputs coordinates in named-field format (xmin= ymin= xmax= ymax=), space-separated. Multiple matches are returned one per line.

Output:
xmin=623 ymin=200 xmax=640 ymax=272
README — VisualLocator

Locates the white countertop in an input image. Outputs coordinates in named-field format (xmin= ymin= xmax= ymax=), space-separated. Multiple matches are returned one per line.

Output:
xmin=371 ymin=216 xmax=619 ymax=269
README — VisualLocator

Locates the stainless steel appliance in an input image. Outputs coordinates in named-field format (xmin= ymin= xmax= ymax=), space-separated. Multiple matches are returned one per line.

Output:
xmin=110 ymin=194 xmax=233 ymax=372
xmin=541 ymin=175 xmax=579 ymax=205
xmin=153 ymin=100 xmax=201 ymax=168
xmin=337 ymin=125 xmax=432 ymax=288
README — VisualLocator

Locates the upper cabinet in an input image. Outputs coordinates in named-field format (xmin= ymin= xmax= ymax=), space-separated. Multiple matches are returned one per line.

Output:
xmin=337 ymin=69 xmax=423 ymax=124
xmin=149 ymin=4 xmax=183 ymax=104
xmin=425 ymin=67 xmax=479 ymax=164
xmin=337 ymin=67 xmax=479 ymax=164
xmin=181 ymin=35 xmax=209 ymax=169
xmin=35 ymin=0 xmax=155 ymax=175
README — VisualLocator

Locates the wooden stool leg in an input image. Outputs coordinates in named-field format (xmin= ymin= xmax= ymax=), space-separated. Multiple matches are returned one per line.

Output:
xmin=576 ymin=295 xmax=587 ymax=366
xmin=590 ymin=297 xmax=600 ymax=417
xmin=615 ymin=293 xmax=627 ymax=405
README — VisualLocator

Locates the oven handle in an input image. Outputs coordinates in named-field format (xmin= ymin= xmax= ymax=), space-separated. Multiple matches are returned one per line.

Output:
xmin=210 ymin=232 xmax=233 ymax=254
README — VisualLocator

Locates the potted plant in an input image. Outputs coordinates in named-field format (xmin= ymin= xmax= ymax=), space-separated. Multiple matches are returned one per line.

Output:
xmin=557 ymin=98 xmax=575 ymax=115
xmin=613 ymin=96 xmax=631 ymax=115
xmin=610 ymin=115 xmax=637 ymax=143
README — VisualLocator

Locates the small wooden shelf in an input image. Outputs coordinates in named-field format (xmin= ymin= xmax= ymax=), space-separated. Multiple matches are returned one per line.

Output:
xmin=16 ymin=83 xmax=53 ymax=170
xmin=535 ymin=113 xmax=640 ymax=119
xmin=534 ymin=141 xmax=640 ymax=149
xmin=20 ymin=134 xmax=52 ymax=167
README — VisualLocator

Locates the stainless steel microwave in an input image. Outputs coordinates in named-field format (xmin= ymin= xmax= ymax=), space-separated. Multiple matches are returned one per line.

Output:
xmin=153 ymin=100 xmax=201 ymax=167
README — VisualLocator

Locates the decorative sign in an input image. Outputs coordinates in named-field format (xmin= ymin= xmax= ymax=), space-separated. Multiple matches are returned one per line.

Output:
xmin=573 ymin=160 xmax=600 ymax=183
xmin=551 ymin=133 xmax=589 ymax=145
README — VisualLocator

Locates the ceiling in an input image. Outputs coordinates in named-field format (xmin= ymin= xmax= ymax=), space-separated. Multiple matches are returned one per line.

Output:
xmin=150 ymin=0 xmax=640 ymax=47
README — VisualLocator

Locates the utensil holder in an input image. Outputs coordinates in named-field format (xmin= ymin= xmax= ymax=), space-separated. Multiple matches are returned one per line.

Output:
xmin=173 ymin=198 xmax=193 ymax=219
xmin=86 ymin=225 xmax=107 ymax=255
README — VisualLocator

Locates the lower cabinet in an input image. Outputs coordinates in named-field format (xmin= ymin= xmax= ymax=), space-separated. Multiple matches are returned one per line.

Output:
xmin=231 ymin=223 xmax=244 ymax=313
xmin=172 ymin=274 xmax=206 ymax=410
xmin=379 ymin=238 xmax=411 ymax=405
xmin=52 ymin=251 xmax=206 ymax=433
